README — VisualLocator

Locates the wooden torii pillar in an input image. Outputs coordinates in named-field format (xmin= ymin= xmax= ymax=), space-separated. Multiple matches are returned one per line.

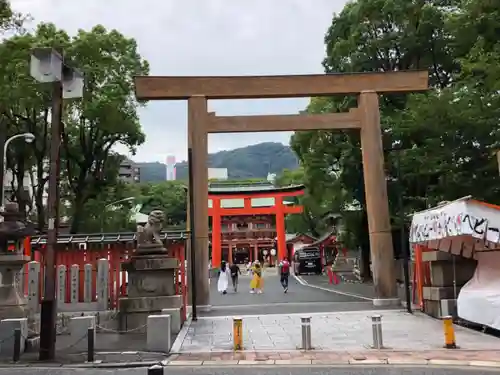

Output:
xmin=134 ymin=71 xmax=429 ymax=306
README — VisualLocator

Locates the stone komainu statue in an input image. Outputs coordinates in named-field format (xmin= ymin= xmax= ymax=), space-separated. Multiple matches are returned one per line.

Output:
xmin=137 ymin=210 xmax=166 ymax=250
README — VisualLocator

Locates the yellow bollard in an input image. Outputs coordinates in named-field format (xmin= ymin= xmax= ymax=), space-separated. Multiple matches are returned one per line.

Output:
xmin=442 ymin=315 xmax=457 ymax=349
xmin=233 ymin=317 xmax=243 ymax=351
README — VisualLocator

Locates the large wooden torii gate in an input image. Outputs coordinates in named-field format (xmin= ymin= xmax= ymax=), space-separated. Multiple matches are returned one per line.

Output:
xmin=134 ymin=71 xmax=429 ymax=308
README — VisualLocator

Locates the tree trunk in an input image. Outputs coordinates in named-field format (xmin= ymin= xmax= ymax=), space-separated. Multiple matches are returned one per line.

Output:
xmin=70 ymin=195 xmax=86 ymax=233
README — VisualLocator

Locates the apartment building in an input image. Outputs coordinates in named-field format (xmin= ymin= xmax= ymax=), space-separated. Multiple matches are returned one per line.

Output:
xmin=119 ymin=158 xmax=141 ymax=183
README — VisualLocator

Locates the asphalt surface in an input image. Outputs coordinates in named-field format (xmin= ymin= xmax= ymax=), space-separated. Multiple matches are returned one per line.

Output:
xmin=204 ymin=274 xmax=380 ymax=317
xmin=3 ymin=366 xmax=500 ymax=375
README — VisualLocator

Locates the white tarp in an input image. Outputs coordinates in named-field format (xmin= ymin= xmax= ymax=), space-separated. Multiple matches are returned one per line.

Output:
xmin=457 ymin=251 xmax=500 ymax=329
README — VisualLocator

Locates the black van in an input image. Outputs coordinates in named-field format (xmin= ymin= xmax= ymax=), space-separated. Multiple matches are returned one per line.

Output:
xmin=293 ymin=247 xmax=322 ymax=275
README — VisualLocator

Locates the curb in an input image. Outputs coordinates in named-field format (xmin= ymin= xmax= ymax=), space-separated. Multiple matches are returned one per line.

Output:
xmin=4 ymin=357 xmax=500 ymax=369
xmin=162 ymin=358 xmax=500 ymax=368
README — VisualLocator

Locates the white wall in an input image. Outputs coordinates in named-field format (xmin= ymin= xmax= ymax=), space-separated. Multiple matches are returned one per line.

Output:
xmin=208 ymin=168 xmax=228 ymax=180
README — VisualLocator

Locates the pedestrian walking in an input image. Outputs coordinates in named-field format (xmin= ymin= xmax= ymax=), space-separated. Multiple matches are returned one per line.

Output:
xmin=278 ymin=257 xmax=291 ymax=293
xmin=249 ymin=260 xmax=263 ymax=294
xmin=229 ymin=263 xmax=241 ymax=292
xmin=217 ymin=260 xmax=231 ymax=295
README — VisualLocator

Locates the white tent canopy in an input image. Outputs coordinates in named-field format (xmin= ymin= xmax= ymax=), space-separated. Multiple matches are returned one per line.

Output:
xmin=409 ymin=196 xmax=500 ymax=258
xmin=409 ymin=196 xmax=500 ymax=330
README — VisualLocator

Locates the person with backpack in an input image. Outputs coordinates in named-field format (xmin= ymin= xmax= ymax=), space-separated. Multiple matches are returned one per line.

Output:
xmin=278 ymin=257 xmax=291 ymax=293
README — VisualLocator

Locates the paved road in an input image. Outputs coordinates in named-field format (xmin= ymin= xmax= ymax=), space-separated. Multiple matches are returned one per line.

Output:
xmin=205 ymin=274 xmax=376 ymax=317
xmin=3 ymin=366 xmax=499 ymax=375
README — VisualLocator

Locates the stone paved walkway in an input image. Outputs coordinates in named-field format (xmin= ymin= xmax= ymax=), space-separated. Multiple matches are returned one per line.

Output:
xmin=176 ymin=310 xmax=500 ymax=353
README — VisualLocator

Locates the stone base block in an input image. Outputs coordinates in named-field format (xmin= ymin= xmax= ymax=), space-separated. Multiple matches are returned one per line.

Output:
xmin=161 ymin=308 xmax=181 ymax=334
xmin=31 ymin=310 xmax=118 ymax=336
xmin=424 ymin=299 xmax=457 ymax=318
xmin=0 ymin=318 xmax=27 ymax=357
xmin=69 ymin=316 xmax=95 ymax=352
xmin=147 ymin=315 xmax=171 ymax=353
xmin=373 ymin=298 xmax=400 ymax=307
xmin=119 ymin=295 xmax=182 ymax=333
xmin=422 ymin=251 xmax=454 ymax=262
xmin=430 ymin=260 xmax=476 ymax=287
xmin=423 ymin=286 xmax=461 ymax=301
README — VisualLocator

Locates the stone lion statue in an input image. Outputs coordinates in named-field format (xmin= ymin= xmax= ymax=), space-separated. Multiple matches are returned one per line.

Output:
xmin=137 ymin=209 xmax=165 ymax=248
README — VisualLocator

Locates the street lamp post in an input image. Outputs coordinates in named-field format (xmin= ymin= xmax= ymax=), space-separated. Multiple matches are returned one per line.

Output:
xmin=391 ymin=147 xmax=412 ymax=314
xmin=30 ymin=48 xmax=84 ymax=361
xmin=101 ymin=197 xmax=135 ymax=232
xmin=0 ymin=133 xmax=35 ymax=211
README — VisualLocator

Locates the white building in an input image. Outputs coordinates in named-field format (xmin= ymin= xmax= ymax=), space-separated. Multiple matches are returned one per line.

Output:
xmin=208 ymin=168 xmax=228 ymax=180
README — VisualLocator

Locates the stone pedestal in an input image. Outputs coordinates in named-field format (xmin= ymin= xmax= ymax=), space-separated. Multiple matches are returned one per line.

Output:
xmin=0 ymin=254 xmax=30 ymax=320
xmin=421 ymin=250 xmax=477 ymax=318
xmin=119 ymin=254 xmax=180 ymax=333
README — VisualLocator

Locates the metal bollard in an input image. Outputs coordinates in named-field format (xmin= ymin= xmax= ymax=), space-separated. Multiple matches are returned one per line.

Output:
xmin=300 ymin=316 xmax=312 ymax=350
xmin=87 ymin=327 xmax=95 ymax=363
xmin=13 ymin=328 xmax=21 ymax=362
xmin=442 ymin=316 xmax=457 ymax=349
xmin=233 ymin=317 xmax=243 ymax=351
xmin=148 ymin=364 xmax=164 ymax=375
xmin=371 ymin=314 xmax=384 ymax=349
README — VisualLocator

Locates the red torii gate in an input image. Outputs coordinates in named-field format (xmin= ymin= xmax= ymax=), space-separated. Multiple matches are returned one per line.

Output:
xmin=209 ymin=184 xmax=304 ymax=268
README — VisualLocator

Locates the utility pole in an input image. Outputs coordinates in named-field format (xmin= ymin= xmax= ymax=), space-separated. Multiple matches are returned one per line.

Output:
xmin=395 ymin=148 xmax=412 ymax=314
xmin=30 ymin=48 xmax=84 ymax=360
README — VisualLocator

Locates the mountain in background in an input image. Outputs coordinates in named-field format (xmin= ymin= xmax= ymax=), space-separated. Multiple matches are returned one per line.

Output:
xmin=137 ymin=142 xmax=299 ymax=182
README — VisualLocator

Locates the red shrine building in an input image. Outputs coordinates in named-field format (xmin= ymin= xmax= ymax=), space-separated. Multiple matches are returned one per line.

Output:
xmin=208 ymin=182 xmax=304 ymax=268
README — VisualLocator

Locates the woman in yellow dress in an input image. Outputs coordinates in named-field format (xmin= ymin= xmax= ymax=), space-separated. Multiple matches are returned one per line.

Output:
xmin=249 ymin=260 xmax=263 ymax=294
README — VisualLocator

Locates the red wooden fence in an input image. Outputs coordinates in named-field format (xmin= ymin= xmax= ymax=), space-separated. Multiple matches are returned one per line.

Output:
xmin=22 ymin=237 xmax=187 ymax=314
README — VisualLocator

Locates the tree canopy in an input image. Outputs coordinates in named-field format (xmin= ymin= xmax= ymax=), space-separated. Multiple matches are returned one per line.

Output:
xmin=0 ymin=17 xmax=149 ymax=232
xmin=291 ymin=0 xmax=500 ymax=266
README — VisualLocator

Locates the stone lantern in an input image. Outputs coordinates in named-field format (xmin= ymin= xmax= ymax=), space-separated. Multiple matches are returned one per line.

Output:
xmin=0 ymin=203 xmax=34 ymax=319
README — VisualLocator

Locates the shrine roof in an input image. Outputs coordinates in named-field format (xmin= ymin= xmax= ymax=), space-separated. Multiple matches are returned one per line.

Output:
xmin=29 ymin=230 xmax=188 ymax=245
xmin=309 ymin=229 xmax=338 ymax=246
xmin=285 ymin=233 xmax=317 ymax=242
xmin=208 ymin=184 xmax=305 ymax=196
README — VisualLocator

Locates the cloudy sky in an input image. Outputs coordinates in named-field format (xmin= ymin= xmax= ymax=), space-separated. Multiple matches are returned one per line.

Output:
xmin=11 ymin=0 xmax=348 ymax=162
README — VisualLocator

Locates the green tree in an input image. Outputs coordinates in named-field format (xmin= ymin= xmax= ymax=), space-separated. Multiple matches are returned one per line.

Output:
xmin=0 ymin=23 xmax=69 ymax=226
xmin=275 ymin=167 xmax=332 ymax=237
xmin=80 ymin=181 xmax=139 ymax=232
xmin=60 ymin=25 xmax=149 ymax=233
xmin=0 ymin=22 xmax=149 ymax=232
xmin=291 ymin=0 xmax=500 ymax=278
xmin=0 ymin=0 xmax=29 ymax=35
xmin=137 ymin=181 xmax=187 ymax=229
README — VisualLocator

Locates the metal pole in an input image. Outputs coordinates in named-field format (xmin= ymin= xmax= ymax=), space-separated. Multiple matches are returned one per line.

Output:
xmin=39 ymin=80 xmax=63 ymax=360
xmin=87 ymin=327 xmax=95 ymax=362
xmin=0 ymin=131 xmax=5 ymax=213
xmin=187 ymin=147 xmax=197 ymax=321
xmin=396 ymin=150 xmax=412 ymax=314
xmin=13 ymin=328 xmax=21 ymax=362
xmin=300 ymin=316 xmax=311 ymax=350
xmin=371 ymin=314 xmax=383 ymax=349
